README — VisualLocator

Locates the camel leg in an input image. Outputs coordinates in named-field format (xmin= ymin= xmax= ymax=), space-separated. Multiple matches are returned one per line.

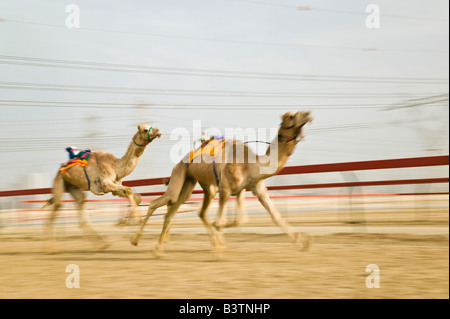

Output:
xmin=130 ymin=193 xmax=173 ymax=246
xmin=100 ymin=180 xmax=141 ymax=225
xmin=121 ymin=191 xmax=141 ymax=224
xmin=45 ymin=208 xmax=60 ymax=254
xmin=212 ymin=189 xmax=231 ymax=250
xmin=198 ymin=185 xmax=218 ymax=246
xmin=224 ymin=189 xmax=248 ymax=228
xmin=131 ymin=162 xmax=189 ymax=246
xmin=44 ymin=174 xmax=64 ymax=254
xmin=162 ymin=203 xmax=174 ymax=243
xmin=153 ymin=179 xmax=197 ymax=257
xmin=116 ymin=192 xmax=142 ymax=225
xmin=252 ymin=182 xmax=311 ymax=251
xmin=67 ymin=186 xmax=109 ymax=251
xmin=45 ymin=205 xmax=60 ymax=254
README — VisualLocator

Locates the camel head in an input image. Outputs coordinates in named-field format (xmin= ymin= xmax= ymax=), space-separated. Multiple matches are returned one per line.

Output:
xmin=133 ymin=124 xmax=162 ymax=147
xmin=278 ymin=111 xmax=313 ymax=143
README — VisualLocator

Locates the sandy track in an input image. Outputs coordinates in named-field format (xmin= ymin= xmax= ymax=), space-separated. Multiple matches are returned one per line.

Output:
xmin=1 ymin=196 xmax=448 ymax=299
xmin=0 ymin=230 xmax=447 ymax=299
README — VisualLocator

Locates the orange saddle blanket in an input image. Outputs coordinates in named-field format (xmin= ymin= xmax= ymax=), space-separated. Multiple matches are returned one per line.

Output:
xmin=189 ymin=138 xmax=226 ymax=163
xmin=59 ymin=151 xmax=92 ymax=174
xmin=59 ymin=158 xmax=88 ymax=174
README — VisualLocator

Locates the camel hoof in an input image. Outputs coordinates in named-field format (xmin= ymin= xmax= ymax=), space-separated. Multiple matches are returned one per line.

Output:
xmin=213 ymin=246 xmax=227 ymax=253
xmin=213 ymin=233 xmax=226 ymax=248
xmin=96 ymin=242 xmax=111 ymax=252
xmin=212 ymin=222 xmax=224 ymax=231
xmin=43 ymin=242 xmax=58 ymax=254
xmin=213 ymin=251 xmax=225 ymax=260
xmin=216 ymin=244 xmax=228 ymax=251
xmin=129 ymin=217 xmax=143 ymax=225
xmin=151 ymin=248 xmax=166 ymax=258
xmin=117 ymin=217 xmax=142 ymax=226
xmin=44 ymin=247 xmax=59 ymax=255
xmin=116 ymin=218 xmax=128 ymax=226
xmin=130 ymin=235 xmax=139 ymax=246
xmin=212 ymin=245 xmax=227 ymax=260
xmin=296 ymin=232 xmax=313 ymax=251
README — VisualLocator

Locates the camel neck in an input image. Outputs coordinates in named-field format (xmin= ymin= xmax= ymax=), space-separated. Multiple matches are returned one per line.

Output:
xmin=116 ymin=141 xmax=145 ymax=180
xmin=257 ymin=136 xmax=297 ymax=179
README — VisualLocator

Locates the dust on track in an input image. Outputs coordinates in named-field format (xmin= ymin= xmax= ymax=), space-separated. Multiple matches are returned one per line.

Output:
xmin=0 ymin=230 xmax=447 ymax=299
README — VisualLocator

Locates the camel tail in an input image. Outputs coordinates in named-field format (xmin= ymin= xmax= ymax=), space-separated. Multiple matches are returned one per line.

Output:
xmin=41 ymin=197 xmax=55 ymax=209
xmin=163 ymin=178 xmax=170 ymax=186
xmin=164 ymin=163 xmax=191 ymax=204
xmin=42 ymin=171 xmax=65 ymax=209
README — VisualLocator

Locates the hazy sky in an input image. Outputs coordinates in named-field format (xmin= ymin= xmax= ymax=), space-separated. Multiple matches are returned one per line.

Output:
xmin=0 ymin=0 xmax=448 ymax=193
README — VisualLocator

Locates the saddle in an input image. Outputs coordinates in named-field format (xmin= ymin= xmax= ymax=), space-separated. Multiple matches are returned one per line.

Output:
xmin=60 ymin=150 xmax=92 ymax=174
xmin=189 ymin=138 xmax=225 ymax=163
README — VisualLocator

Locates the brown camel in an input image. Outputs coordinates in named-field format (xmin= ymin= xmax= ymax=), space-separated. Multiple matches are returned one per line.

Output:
xmin=131 ymin=111 xmax=313 ymax=256
xmin=43 ymin=124 xmax=161 ymax=252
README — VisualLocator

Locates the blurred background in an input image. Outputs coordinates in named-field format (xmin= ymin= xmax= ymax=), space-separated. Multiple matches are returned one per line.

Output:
xmin=0 ymin=0 xmax=448 ymax=218
xmin=0 ymin=0 xmax=448 ymax=300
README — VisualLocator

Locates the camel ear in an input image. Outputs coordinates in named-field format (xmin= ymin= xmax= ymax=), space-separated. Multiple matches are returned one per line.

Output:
xmin=137 ymin=124 xmax=142 ymax=131
xmin=281 ymin=112 xmax=295 ymax=126
xmin=281 ymin=112 xmax=294 ymax=120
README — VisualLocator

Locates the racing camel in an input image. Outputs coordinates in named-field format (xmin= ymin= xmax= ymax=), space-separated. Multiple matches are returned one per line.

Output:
xmin=131 ymin=112 xmax=313 ymax=256
xmin=43 ymin=124 xmax=161 ymax=253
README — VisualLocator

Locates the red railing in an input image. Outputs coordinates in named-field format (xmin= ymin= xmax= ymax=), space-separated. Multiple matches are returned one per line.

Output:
xmin=0 ymin=155 xmax=448 ymax=198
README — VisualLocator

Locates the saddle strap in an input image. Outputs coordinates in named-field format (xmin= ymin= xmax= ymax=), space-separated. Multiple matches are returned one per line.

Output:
xmin=212 ymin=160 xmax=220 ymax=187
xmin=83 ymin=166 xmax=91 ymax=191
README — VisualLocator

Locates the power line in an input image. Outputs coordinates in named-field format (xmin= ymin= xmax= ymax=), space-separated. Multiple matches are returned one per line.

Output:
xmin=385 ymin=94 xmax=449 ymax=110
xmin=227 ymin=0 xmax=450 ymax=22
xmin=1 ymin=92 xmax=448 ymax=110
xmin=0 ymin=100 xmax=387 ymax=110
xmin=0 ymin=18 xmax=360 ymax=51
xmin=0 ymin=81 xmax=444 ymax=99
xmin=0 ymin=55 xmax=447 ymax=84
xmin=1 ymin=18 xmax=448 ymax=53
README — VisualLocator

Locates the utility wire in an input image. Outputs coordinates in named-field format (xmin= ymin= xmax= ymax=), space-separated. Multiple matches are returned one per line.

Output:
xmin=0 ymin=18 xmax=361 ymax=51
xmin=2 ymin=18 xmax=447 ymax=53
xmin=227 ymin=0 xmax=450 ymax=22
xmin=0 ymin=55 xmax=447 ymax=84
xmin=0 ymin=99 xmax=405 ymax=110
xmin=0 ymin=81 xmax=445 ymax=99
xmin=385 ymin=94 xmax=449 ymax=110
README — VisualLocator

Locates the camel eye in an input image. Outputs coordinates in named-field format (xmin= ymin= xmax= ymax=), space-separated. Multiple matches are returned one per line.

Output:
xmin=143 ymin=129 xmax=148 ymax=133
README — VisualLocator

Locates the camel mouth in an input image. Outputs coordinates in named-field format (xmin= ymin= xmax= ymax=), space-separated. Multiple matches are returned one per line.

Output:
xmin=294 ymin=113 xmax=312 ymax=141
xmin=300 ymin=112 xmax=313 ymax=125
xmin=297 ymin=113 xmax=313 ymax=128
xmin=149 ymin=128 xmax=162 ymax=141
